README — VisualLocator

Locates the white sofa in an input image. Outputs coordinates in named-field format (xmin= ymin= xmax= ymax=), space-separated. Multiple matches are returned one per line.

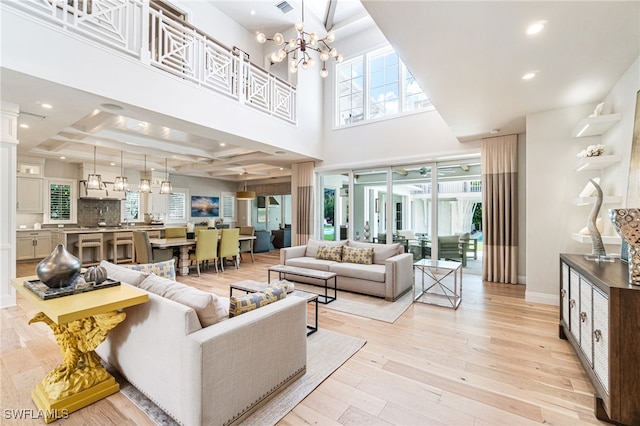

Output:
xmin=96 ymin=261 xmax=307 ymax=426
xmin=280 ymin=239 xmax=414 ymax=301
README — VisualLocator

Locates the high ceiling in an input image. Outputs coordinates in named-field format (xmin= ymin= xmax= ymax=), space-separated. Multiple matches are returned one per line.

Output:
xmin=3 ymin=1 xmax=639 ymax=179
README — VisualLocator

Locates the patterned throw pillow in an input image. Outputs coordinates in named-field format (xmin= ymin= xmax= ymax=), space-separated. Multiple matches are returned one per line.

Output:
xmin=229 ymin=283 xmax=288 ymax=318
xmin=342 ymin=246 xmax=374 ymax=265
xmin=124 ymin=259 xmax=176 ymax=280
xmin=316 ymin=245 xmax=343 ymax=261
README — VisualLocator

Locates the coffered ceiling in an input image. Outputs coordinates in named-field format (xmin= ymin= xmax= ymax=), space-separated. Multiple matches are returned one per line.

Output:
xmin=3 ymin=1 xmax=639 ymax=180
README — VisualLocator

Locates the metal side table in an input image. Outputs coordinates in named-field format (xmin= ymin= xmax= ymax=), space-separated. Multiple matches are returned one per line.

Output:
xmin=413 ymin=259 xmax=462 ymax=309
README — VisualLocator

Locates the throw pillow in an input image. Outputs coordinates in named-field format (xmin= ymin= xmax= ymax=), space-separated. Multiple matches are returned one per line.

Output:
xmin=122 ymin=259 xmax=176 ymax=280
xmin=316 ymin=245 xmax=343 ymax=261
xmin=229 ymin=285 xmax=287 ymax=318
xmin=100 ymin=260 xmax=149 ymax=286
xmin=305 ymin=239 xmax=346 ymax=258
xmin=342 ymin=246 xmax=374 ymax=265
xmin=138 ymin=274 xmax=227 ymax=327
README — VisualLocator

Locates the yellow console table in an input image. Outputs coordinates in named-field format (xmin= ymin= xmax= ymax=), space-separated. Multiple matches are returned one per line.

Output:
xmin=11 ymin=277 xmax=148 ymax=423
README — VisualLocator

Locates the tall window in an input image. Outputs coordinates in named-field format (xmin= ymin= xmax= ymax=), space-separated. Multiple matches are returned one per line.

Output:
xmin=335 ymin=47 xmax=431 ymax=127
xmin=123 ymin=191 xmax=140 ymax=222
xmin=337 ymin=59 xmax=364 ymax=125
xmin=45 ymin=179 xmax=77 ymax=224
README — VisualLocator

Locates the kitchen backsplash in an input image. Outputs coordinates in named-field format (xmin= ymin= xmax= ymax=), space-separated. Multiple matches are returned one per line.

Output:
xmin=77 ymin=199 xmax=121 ymax=226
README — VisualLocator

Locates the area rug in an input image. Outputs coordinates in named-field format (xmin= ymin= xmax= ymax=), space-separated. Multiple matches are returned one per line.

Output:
xmin=293 ymin=282 xmax=414 ymax=323
xmin=112 ymin=328 xmax=365 ymax=425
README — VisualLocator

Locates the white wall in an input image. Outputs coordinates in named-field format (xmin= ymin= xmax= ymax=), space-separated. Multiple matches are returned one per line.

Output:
xmin=525 ymin=56 xmax=640 ymax=305
xmin=1 ymin=102 xmax=19 ymax=308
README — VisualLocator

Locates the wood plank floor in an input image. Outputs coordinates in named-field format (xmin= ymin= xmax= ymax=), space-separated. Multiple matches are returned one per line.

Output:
xmin=4 ymin=252 xmax=606 ymax=425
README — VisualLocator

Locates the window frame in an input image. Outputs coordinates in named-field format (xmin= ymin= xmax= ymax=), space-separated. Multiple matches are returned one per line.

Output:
xmin=334 ymin=46 xmax=433 ymax=129
xmin=44 ymin=178 xmax=77 ymax=225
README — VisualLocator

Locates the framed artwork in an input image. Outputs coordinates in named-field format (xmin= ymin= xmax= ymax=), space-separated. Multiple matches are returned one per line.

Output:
xmin=191 ymin=196 xmax=219 ymax=217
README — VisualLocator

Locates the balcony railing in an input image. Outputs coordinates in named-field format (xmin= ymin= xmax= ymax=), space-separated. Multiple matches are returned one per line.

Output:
xmin=6 ymin=0 xmax=297 ymax=124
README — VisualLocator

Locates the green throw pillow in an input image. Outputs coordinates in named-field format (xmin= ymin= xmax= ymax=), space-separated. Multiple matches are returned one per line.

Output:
xmin=342 ymin=246 xmax=374 ymax=265
xmin=316 ymin=245 xmax=343 ymax=261
xmin=229 ymin=283 xmax=287 ymax=318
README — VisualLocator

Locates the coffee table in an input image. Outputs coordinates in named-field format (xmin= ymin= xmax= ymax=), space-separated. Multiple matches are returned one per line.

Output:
xmin=230 ymin=280 xmax=319 ymax=335
xmin=267 ymin=264 xmax=337 ymax=304
xmin=413 ymin=259 xmax=462 ymax=309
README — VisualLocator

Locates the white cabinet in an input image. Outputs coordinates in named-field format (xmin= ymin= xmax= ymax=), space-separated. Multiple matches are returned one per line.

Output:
xmin=16 ymin=231 xmax=51 ymax=260
xmin=17 ymin=177 xmax=43 ymax=213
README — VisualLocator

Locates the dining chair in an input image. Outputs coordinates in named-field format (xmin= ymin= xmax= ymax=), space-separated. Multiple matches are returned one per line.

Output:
xmin=218 ymin=228 xmax=240 ymax=272
xmin=189 ymin=229 xmax=219 ymax=276
xmin=132 ymin=231 xmax=174 ymax=264
xmin=165 ymin=227 xmax=186 ymax=238
xmin=238 ymin=226 xmax=255 ymax=262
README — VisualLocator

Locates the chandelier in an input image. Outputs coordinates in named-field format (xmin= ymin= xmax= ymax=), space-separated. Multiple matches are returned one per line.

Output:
xmin=113 ymin=150 xmax=128 ymax=192
xmin=86 ymin=146 xmax=103 ymax=190
xmin=139 ymin=155 xmax=151 ymax=193
xmin=159 ymin=157 xmax=173 ymax=194
xmin=256 ymin=0 xmax=343 ymax=78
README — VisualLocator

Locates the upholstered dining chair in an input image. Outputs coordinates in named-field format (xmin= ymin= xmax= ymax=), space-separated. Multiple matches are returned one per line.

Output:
xmin=218 ymin=228 xmax=240 ymax=271
xmin=132 ymin=231 xmax=174 ymax=264
xmin=238 ymin=226 xmax=255 ymax=262
xmin=189 ymin=228 xmax=219 ymax=276
xmin=164 ymin=227 xmax=186 ymax=238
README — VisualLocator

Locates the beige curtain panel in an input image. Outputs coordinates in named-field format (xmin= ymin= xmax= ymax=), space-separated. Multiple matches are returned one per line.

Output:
xmin=481 ymin=134 xmax=519 ymax=284
xmin=292 ymin=161 xmax=314 ymax=246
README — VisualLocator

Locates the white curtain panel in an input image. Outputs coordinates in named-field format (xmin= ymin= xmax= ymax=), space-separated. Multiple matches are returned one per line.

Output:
xmin=481 ymin=134 xmax=519 ymax=284
xmin=292 ymin=161 xmax=315 ymax=246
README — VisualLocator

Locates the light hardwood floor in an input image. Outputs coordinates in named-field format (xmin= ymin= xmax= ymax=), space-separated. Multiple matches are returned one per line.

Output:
xmin=4 ymin=252 xmax=606 ymax=425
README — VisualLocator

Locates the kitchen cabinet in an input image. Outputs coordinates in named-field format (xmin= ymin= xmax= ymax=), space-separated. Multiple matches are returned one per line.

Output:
xmin=17 ymin=231 xmax=51 ymax=260
xmin=17 ymin=177 xmax=43 ymax=213
xmin=559 ymin=254 xmax=640 ymax=424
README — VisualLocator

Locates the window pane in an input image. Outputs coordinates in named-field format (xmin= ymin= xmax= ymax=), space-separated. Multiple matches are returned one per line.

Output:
xmin=339 ymin=95 xmax=352 ymax=111
xmin=50 ymin=184 xmax=71 ymax=221
xmin=124 ymin=191 xmax=140 ymax=221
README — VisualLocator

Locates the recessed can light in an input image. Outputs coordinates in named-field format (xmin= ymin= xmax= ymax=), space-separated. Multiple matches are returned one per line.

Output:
xmin=19 ymin=123 xmax=29 ymax=129
xmin=60 ymin=156 xmax=66 ymax=160
xmin=522 ymin=72 xmax=536 ymax=80
xmin=250 ymin=9 xmax=256 ymax=15
xmin=527 ymin=20 xmax=546 ymax=35
xmin=40 ymin=103 xmax=53 ymax=109
xmin=220 ymin=142 xmax=226 ymax=147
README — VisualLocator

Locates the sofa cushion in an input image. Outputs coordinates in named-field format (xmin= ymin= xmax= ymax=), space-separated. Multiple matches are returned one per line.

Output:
xmin=121 ymin=259 xmax=176 ymax=280
xmin=330 ymin=262 xmax=386 ymax=282
xmin=286 ymin=257 xmax=337 ymax=271
xmin=100 ymin=260 xmax=148 ymax=286
xmin=342 ymin=246 xmax=374 ymax=265
xmin=138 ymin=274 xmax=228 ymax=327
xmin=348 ymin=241 xmax=401 ymax=265
xmin=229 ymin=283 xmax=288 ymax=318
xmin=317 ymin=245 xmax=343 ymax=261
xmin=305 ymin=239 xmax=347 ymax=258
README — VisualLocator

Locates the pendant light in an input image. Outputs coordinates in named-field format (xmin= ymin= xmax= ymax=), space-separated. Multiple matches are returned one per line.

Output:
xmin=139 ymin=154 xmax=151 ymax=193
xmin=159 ymin=157 xmax=173 ymax=194
xmin=113 ymin=150 xmax=128 ymax=192
xmin=236 ymin=172 xmax=256 ymax=200
xmin=86 ymin=146 xmax=103 ymax=190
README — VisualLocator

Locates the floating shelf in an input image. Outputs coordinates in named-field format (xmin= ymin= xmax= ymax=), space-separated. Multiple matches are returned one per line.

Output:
xmin=571 ymin=233 xmax=622 ymax=245
xmin=572 ymin=113 xmax=621 ymax=137
xmin=572 ymin=196 xmax=623 ymax=205
xmin=574 ymin=154 xmax=621 ymax=171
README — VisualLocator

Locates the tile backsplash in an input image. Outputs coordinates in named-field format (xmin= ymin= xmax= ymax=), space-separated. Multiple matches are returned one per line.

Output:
xmin=77 ymin=199 xmax=121 ymax=226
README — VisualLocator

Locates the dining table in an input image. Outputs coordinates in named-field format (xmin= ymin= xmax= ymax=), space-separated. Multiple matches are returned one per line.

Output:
xmin=149 ymin=234 xmax=256 ymax=276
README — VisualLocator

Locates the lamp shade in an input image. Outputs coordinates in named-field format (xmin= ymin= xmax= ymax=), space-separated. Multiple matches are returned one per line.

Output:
xmin=236 ymin=190 xmax=256 ymax=200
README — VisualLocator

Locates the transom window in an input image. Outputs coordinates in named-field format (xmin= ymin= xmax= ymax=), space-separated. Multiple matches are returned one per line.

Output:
xmin=335 ymin=47 xmax=432 ymax=127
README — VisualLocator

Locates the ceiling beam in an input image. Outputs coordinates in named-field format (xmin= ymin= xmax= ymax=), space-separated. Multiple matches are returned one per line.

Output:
xmin=324 ymin=0 xmax=338 ymax=31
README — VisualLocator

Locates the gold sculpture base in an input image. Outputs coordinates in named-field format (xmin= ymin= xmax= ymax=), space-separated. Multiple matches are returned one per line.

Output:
xmin=31 ymin=376 xmax=119 ymax=423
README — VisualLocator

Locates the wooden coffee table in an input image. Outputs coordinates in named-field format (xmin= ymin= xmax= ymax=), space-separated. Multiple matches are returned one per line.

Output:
xmin=268 ymin=264 xmax=337 ymax=304
xmin=230 ymin=280 xmax=319 ymax=335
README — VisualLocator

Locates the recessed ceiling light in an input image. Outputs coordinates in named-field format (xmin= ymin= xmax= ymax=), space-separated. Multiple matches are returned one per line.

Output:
xmin=19 ymin=123 xmax=29 ymax=129
xmin=150 ymin=167 xmax=155 ymax=171
xmin=59 ymin=156 xmax=66 ymax=160
xmin=279 ymin=167 xmax=284 ymax=171
xmin=490 ymin=128 xmax=500 ymax=134
xmin=40 ymin=103 xmax=53 ymax=109
xmin=526 ymin=20 xmax=546 ymax=35
xmin=138 ymin=121 xmax=147 ymax=127
xmin=522 ymin=72 xmax=537 ymax=80
xmin=220 ymin=142 xmax=226 ymax=147
xmin=110 ymin=162 xmax=116 ymax=166
xmin=250 ymin=9 xmax=256 ymax=15
xmin=101 ymin=103 xmax=124 ymax=111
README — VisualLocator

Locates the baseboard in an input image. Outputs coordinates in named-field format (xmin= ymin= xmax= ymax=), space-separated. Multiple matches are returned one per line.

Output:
xmin=525 ymin=291 xmax=559 ymax=306
xmin=1 ymin=293 xmax=17 ymax=309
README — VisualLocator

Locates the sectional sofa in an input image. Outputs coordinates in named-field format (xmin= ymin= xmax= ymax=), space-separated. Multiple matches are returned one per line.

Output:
xmin=95 ymin=261 xmax=307 ymax=426
xmin=280 ymin=239 xmax=414 ymax=301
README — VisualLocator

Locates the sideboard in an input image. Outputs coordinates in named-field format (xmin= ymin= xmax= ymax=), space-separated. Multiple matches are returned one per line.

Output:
xmin=559 ymin=254 xmax=640 ymax=425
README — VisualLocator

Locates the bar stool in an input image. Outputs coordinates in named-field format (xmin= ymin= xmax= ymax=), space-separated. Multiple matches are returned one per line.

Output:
xmin=74 ymin=233 xmax=104 ymax=266
xmin=108 ymin=232 xmax=134 ymax=264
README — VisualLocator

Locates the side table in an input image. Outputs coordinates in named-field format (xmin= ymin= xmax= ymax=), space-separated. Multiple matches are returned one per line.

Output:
xmin=413 ymin=259 xmax=462 ymax=309
xmin=11 ymin=277 xmax=148 ymax=423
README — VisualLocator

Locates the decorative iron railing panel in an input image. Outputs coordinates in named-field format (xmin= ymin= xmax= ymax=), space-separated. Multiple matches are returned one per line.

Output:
xmin=4 ymin=0 xmax=296 ymax=124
